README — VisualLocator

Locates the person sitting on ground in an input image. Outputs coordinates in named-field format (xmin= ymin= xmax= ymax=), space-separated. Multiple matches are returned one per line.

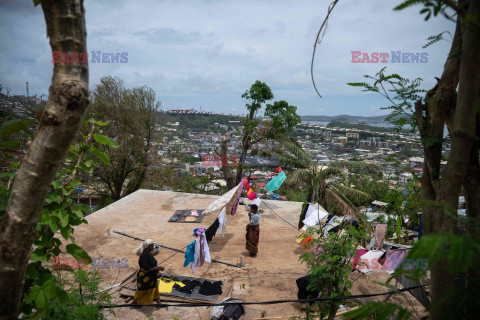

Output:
xmin=132 ymin=239 xmax=164 ymax=306
xmin=245 ymin=204 xmax=261 ymax=257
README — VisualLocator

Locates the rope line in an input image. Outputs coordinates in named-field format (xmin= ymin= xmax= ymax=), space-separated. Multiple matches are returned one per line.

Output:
xmin=262 ymin=201 xmax=299 ymax=230
xmin=99 ymin=282 xmax=429 ymax=309
xmin=157 ymin=245 xmax=189 ymax=265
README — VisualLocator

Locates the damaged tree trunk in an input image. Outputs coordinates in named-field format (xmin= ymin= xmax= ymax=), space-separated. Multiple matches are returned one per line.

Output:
xmin=220 ymin=136 xmax=235 ymax=189
xmin=416 ymin=1 xmax=480 ymax=318
xmin=0 ymin=0 xmax=89 ymax=318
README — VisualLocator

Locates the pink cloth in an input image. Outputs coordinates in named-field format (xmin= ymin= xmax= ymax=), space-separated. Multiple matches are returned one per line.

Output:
xmin=373 ymin=224 xmax=388 ymax=250
xmin=352 ymin=249 xmax=369 ymax=269
xmin=381 ymin=248 xmax=407 ymax=271
xmin=231 ymin=179 xmax=244 ymax=215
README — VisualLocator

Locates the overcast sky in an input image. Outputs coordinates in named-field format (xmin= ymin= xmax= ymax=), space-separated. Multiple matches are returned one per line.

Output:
xmin=0 ymin=0 xmax=455 ymax=116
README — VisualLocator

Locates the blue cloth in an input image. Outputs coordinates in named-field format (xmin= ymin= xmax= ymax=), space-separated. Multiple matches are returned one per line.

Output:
xmin=265 ymin=171 xmax=286 ymax=192
xmin=183 ymin=241 xmax=196 ymax=267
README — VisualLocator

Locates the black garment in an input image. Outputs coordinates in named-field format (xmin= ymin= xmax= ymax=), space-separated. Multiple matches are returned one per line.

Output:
xmin=296 ymin=275 xmax=319 ymax=301
xmin=205 ymin=218 xmax=220 ymax=243
xmin=219 ymin=298 xmax=245 ymax=320
xmin=199 ymin=280 xmax=223 ymax=296
xmin=138 ymin=249 xmax=158 ymax=277
xmin=136 ymin=250 xmax=159 ymax=292
xmin=298 ymin=203 xmax=309 ymax=229
xmin=173 ymin=280 xmax=201 ymax=294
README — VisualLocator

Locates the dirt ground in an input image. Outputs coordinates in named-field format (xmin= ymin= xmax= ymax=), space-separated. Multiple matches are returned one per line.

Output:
xmin=65 ymin=189 xmax=427 ymax=319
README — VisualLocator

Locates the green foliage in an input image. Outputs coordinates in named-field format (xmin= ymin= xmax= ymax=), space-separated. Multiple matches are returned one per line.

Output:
xmin=264 ymin=100 xmax=302 ymax=138
xmin=347 ymin=67 xmax=425 ymax=132
xmin=276 ymin=138 xmax=375 ymax=218
xmin=394 ymin=0 xmax=450 ymax=21
xmin=88 ymin=76 xmax=160 ymax=200
xmin=300 ymin=223 xmax=366 ymax=319
xmin=346 ymin=227 xmax=480 ymax=320
xmin=343 ymin=301 xmax=412 ymax=320
xmin=242 ymin=80 xmax=274 ymax=119
xmin=423 ymin=31 xmax=452 ymax=48
xmin=0 ymin=118 xmax=116 ymax=318
xmin=41 ymin=270 xmax=113 ymax=319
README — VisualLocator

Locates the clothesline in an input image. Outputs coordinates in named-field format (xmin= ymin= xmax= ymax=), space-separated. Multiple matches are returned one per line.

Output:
xmin=261 ymin=201 xmax=299 ymax=231
xmin=98 ymin=282 xmax=431 ymax=309
xmin=113 ymin=230 xmax=242 ymax=268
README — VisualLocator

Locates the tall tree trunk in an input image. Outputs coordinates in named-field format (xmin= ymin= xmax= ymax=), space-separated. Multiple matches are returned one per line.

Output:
xmin=0 ymin=1 xmax=89 ymax=318
xmin=220 ymin=136 xmax=235 ymax=189
xmin=418 ymin=1 xmax=480 ymax=318
xmin=236 ymin=132 xmax=250 ymax=184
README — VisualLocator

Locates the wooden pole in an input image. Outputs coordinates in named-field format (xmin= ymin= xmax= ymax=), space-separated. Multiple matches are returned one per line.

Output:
xmin=113 ymin=230 xmax=242 ymax=268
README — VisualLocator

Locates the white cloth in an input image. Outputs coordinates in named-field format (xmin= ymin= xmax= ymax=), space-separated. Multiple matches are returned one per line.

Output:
xmin=249 ymin=213 xmax=260 ymax=226
xmin=192 ymin=233 xmax=211 ymax=274
xmin=302 ymin=204 xmax=329 ymax=229
xmin=217 ymin=208 xmax=227 ymax=236
xmin=203 ymin=182 xmax=243 ymax=215
xmin=251 ymin=197 xmax=262 ymax=208
xmin=356 ymin=250 xmax=385 ymax=274
xmin=323 ymin=216 xmax=346 ymax=238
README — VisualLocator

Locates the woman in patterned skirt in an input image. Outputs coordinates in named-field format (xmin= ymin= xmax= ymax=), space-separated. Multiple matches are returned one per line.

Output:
xmin=132 ymin=239 xmax=164 ymax=305
xmin=245 ymin=204 xmax=260 ymax=256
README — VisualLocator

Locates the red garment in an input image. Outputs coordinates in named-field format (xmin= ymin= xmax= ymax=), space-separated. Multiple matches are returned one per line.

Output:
xmin=268 ymin=166 xmax=283 ymax=178
xmin=352 ymin=249 xmax=369 ymax=269
xmin=301 ymin=236 xmax=314 ymax=249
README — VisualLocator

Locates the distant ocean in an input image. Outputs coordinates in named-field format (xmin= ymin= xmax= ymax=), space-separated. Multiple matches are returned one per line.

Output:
xmin=302 ymin=120 xmax=395 ymax=128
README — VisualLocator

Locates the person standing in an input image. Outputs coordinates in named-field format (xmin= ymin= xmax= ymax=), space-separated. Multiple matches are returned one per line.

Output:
xmin=132 ymin=239 xmax=164 ymax=305
xmin=245 ymin=204 xmax=260 ymax=256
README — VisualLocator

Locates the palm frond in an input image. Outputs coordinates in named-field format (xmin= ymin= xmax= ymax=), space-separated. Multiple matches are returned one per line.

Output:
xmin=317 ymin=167 xmax=344 ymax=181
xmin=274 ymin=137 xmax=313 ymax=169
xmin=334 ymin=184 xmax=373 ymax=203
xmin=324 ymin=188 xmax=354 ymax=217
xmin=329 ymin=161 xmax=381 ymax=175
xmin=289 ymin=168 xmax=313 ymax=185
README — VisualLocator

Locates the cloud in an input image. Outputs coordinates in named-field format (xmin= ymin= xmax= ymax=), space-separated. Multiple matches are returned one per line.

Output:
xmin=0 ymin=0 xmax=455 ymax=116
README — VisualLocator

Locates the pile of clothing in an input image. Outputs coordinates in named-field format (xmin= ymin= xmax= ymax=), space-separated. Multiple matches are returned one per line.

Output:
xmin=173 ymin=279 xmax=223 ymax=296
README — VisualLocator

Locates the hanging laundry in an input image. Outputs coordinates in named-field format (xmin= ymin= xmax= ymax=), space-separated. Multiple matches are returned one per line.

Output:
xmin=205 ymin=218 xmax=220 ymax=243
xmin=264 ymin=171 xmax=286 ymax=192
xmin=217 ymin=207 xmax=227 ymax=236
xmin=356 ymin=250 xmax=385 ymax=274
xmin=381 ymin=248 xmax=407 ymax=271
xmin=193 ymin=228 xmax=206 ymax=237
xmin=373 ymin=224 xmax=388 ymax=250
xmin=298 ymin=202 xmax=309 ymax=229
xmin=203 ymin=182 xmax=243 ymax=215
xmin=268 ymin=166 xmax=283 ymax=178
xmin=230 ymin=179 xmax=245 ymax=215
xmin=352 ymin=249 xmax=369 ymax=269
xmin=192 ymin=231 xmax=211 ymax=274
xmin=183 ymin=240 xmax=196 ymax=267
xmin=243 ymin=179 xmax=257 ymax=200
xmin=246 ymin=187 xmax=256 ymax=200
xmin=251 ymin=197 xmax=262 ymax=208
